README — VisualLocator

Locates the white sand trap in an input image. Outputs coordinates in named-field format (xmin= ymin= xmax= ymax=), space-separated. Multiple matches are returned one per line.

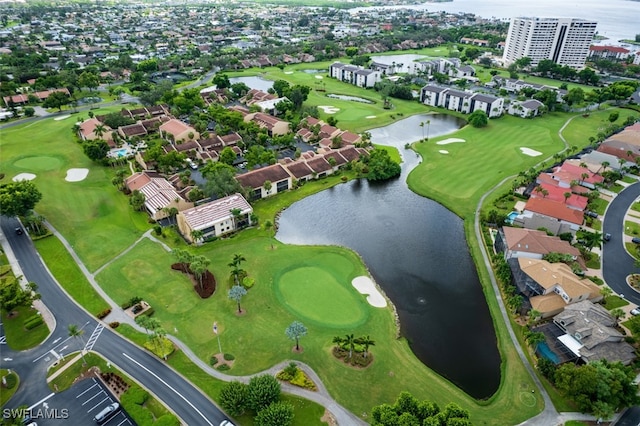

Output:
xmin=12 ymin=173 xmax=36 ymax=181
xmin=318 ymin=105 xmax=340 ymax=114
xmin=352 ymin=276 xmax=387 ymax=308
xmin=436 ymin=138 xmax=466 ymax=145
xmin=315 ymin=75 xmax=323 ymax=79
xmin=65 ymin=168 xmax=89 ymax=182
xmin=284 ymin=71 xmax=293 ymax=74
xmin=520 ymin=147 xmax=542 ymax=157
xmin=439 ymin=150 xmax=449 ymax=154
xmin=366 ymin=115 xmax=377 ymax=119
xmin=53 ymin=114 xmax=71 ymax=121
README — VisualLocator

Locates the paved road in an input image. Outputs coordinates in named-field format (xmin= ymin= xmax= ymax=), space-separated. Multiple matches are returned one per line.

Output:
xmin=602 ymin=182 xmax=640 ymax=305
xmin=0 ymin=216 xmax=231 ymax=426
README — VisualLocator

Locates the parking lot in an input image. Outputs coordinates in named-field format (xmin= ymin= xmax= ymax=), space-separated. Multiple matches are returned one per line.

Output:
xmin=27 ymin=377 xmax=135 ymax=425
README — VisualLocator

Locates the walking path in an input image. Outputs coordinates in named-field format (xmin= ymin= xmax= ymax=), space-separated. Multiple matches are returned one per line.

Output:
xmin=38 ymin=220 xmax=364 ymax=425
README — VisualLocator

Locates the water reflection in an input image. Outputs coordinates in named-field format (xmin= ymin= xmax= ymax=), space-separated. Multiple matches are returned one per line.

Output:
xmin=276 ymin=114 xmax=501 ymax=399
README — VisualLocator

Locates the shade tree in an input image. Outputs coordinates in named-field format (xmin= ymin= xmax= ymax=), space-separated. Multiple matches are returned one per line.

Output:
xmin=228 ymin=285 xmax=248 ymax=313
xmin=285 ymin=321 xmax=307 ymax=351
xmin=0 ymin=180 xmax=42 ymax=217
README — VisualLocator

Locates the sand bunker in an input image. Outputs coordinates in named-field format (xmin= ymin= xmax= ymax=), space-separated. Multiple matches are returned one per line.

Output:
xmin=366 ymin=115 xmax=377 ymax=119
xmin=352 ymin=276 xmax=387 ymax=308
xmin=436 ymin=138 xmax=465 ymax=145
xmin=318 ymin=105 xmax=340 ymax=114
xmin=439 ymin=150 xmax=449 ymax=154
xmin=315 ymin=75 xmax=323 ymax=79
xmin=12 ymin=173 xmax=36 ymax=181
xmin=53 ymin=114 xmax=71 ymax=121
xmin=520 ymin=147 xmax=542 ymax=157
xmin=284 ymin=71 xmax=293 ymax=74
xmin=65 ymin=168 xmax=89 ymax=182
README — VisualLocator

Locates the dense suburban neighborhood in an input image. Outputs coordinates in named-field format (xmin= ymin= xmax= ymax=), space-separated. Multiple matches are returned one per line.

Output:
xmin=1 ymin=1 xmax=640 ymax=426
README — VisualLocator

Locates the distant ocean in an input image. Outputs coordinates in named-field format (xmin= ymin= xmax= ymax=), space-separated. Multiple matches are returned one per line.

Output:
xmin=352 ymin=0 xmax=639 ymax=44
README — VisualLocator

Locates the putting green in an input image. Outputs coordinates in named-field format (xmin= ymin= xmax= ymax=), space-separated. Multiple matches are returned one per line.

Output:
xmin=13 ymin=156 xmax=63 ymax=171
xmin=276 ymin=266 xmax=367 ymax=328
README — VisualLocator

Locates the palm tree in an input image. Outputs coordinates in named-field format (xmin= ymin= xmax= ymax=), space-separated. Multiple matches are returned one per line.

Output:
xmin=580 ymin=173 xmax=589 ymax=185
xmin=68 ymin=324 xmax=86 ymax=363
xmin=172 ymin=248 xmax=192 ymax=272
xmin=191 ymin=255 xmax=210 ymax=290
xmin=343 ymin=334 xmax=356 ymax=359
xmin=228 ymin=253 xmax=246 ymax=285
xmin=525 ymin=331 xmax=545 ymax=348
xmin=230 ymin=208 xmax=242 ymax=231
xmin=610 ymin=308 xmax=625 ymax=323
xmin=355 ymin=335 xmax=375 ymax=358
xmin=527 ymin=309 xmax=541 ymax=326
xmin=563 ymin=192 xmax=572 ymax=203
xmin=190 ymin=229 xmax=204 ymax=245
xmin=94 ymin=124 xmax=106 ymax=139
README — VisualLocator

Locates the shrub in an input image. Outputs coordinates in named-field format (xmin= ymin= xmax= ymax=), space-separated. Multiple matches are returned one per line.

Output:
xmin=289 ymin=370 xmax=317 ymax=391
xmin=242 ymin=277 xmax=255 ymax=289
xmin=154 ymin=225 xmax=162 ymax=235
xmin=96 ymin=308 xmax=112 ymax=319
xmin=217 ymin=364 xmax=230 ymax=371
xmin=210 ymin=355 xmax=218 ymax=366
xmin=24 ymin=315 xmax=44 ymax=330
xmin=283 ymin=362 xmax=298 ymax=378
xmin=122 ymin=386 xmax=149 ymax=405
xmin=223 ymin=353 xmax=235 ymax=361
xmin=122 ymin=296 xmax=143 ymax=309
xmin=219 ymin=381 xmax=249 ymax=417
xmin=155 ymin=414 xmax=180 ymax=426
xmin=109 ymin=322 xmax=120 ymax=329
xmin=248 ymin=374 xmax=281 ymax=412
xmin=254 ymin=402 xmax=294 ymax=426
xmin=3 ymin=373 xmax=17 ymax=389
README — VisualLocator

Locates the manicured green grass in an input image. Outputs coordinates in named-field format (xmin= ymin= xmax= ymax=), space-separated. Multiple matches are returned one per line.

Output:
xmin=632 ymin=202 xmax=640 ymax=213
xmin=625 ymin=242 xmax=640 ymax=259
xmin=275 ymin=262 xmax=368 ymax=328
xmin=590 ymin=197 xmax=609 ymax=215
xmin=1 ymin=305 xmax=49 ymax=350
xmin=585 ymin=254 xmax=601 ymax=269
xmin=34 ymin=236 xmax=109 ymax=316
xmin=409 ymin=113 xmax=568 ymax=218
xmin=0 ymin=369 xmax=20 ymax=407
xmin=624 ymin=221 xmax=640 ymax=237
xmin=0 ymin=109 xmax=151 ymax=271
xmin=622 ymin=175 xmax=637 ymax=184
xmin=610 ymin=183 xmax=625 ymax=193
xmin=603 ymin=295 xmax=629 ymax=310
xmin=117 ymin=325 xmax=328 ymax=426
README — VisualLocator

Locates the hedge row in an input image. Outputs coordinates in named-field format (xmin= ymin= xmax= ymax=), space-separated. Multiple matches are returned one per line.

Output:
xmin=24 ymin=314 xmax=44 ymax=330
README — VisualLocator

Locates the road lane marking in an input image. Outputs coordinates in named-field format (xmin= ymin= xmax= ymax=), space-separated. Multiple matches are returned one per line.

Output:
xmin=122 ymin=352 xmax=214 ymax=426
xmin=28 ymin=393 xmax=55 ymax=411
xmin=82 ymin=389 xmax=106 ymax=405
xmin=87 ymin=396 xmax=110 ymax=413
xmin=76 ymin=382 xmax=99 ymax=398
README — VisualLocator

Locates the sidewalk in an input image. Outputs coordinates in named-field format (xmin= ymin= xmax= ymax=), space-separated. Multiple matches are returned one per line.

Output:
xmin=46 ymin=353 xmax=83 ymax=383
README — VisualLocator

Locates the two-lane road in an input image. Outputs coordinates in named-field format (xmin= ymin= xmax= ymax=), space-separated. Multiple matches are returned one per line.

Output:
xmin=0 ymin=216 xmax=230 ymax=425
xmin=602 ymin=182 xmax=640 ymax=305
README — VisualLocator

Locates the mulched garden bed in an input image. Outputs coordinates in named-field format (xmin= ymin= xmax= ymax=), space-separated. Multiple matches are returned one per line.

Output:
xmin=171 ymin=263 xmax=216 ymax=298
xmin=331 ymin=346 xmax=374 ymax=368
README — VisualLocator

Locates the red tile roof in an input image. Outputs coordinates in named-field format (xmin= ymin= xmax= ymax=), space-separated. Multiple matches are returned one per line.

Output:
xmin=531 ymin=184 xmax=588 ymax=211
xmin=524 ymin=197 xmax=584 ymax=225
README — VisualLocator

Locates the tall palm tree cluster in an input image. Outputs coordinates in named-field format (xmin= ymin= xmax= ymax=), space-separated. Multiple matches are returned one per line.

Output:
xmin=171 ymin=248 xmax=212 ymax=292
xmin=332 ymin=334 xmax=375 ymax=366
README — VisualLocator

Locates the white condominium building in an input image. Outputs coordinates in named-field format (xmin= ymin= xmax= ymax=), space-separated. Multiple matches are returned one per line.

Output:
xmin=503 ymin=17 xmax=597 ymax=69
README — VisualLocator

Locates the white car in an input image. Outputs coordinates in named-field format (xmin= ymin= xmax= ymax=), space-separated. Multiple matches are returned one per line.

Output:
xmin=630 ymin=308 xmax=640 ymax=316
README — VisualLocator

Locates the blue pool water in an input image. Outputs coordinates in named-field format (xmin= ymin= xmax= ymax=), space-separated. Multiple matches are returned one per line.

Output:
xmin=114 ymin=148 xmax=130 ymax=157
xmin=536 ymin=342 xmax=559 ymax=364
xmin=507 ymin=211 xmax=519 ymax=224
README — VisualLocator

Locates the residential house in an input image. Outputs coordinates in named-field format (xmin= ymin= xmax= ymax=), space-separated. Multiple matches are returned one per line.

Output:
xmin=516 ymin=197 xmax=584 ymax=235
xmin=541 ymin=162 xmax=604 ymax=190
xmin=597 ymin=123 xmax=640 ymax=162
xmin=507 ymin=99 xmax=544 ymax=118
xmin=235 ymin=164 xmax=292 ymax=199
xmin=530 ymin=183 xmax=588 ymax=211
xmin=177 ymin=193 xmax=253 ymax=243
xmin=159 ymin=119 xmax=199 ymax=143
xmin=551 ymin=300 xmax=636 ymax=365
xmin=118 ymin=123 xmax=148 ymax=139
xmin=510 ymin=258 xmax=601 ymax=318
xmin=78 ymin=117 xmax=114 ymax=143
xmin=125 ymin=171 xmax=193 ymax=221
xmin=244 ymin=112 xmax=290 ymax=136
xmin=495 ymin=226 xmax=582 ymax=262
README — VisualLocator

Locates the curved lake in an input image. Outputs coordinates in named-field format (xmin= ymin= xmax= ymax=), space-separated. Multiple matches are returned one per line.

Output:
xmin=230 ymin=76 xmax=273 ymax=92
xmin=276 ymin=114 xmax=501 ymax=399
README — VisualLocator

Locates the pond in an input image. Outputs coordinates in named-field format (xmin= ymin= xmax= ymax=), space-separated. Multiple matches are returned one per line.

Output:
xmin=326 ymin=94 xmax=375 ymax=104
xmin=301 ymin=69 xmax=325 ymax=74
xmin=276 ymin=113 xmax=501 ymax=399
xmin=230 ymin=76 xmax=273 ymax=92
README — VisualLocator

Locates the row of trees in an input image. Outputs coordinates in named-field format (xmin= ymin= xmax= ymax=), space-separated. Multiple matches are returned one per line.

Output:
xmin=371 ymin=391 xmax=471 ymax=426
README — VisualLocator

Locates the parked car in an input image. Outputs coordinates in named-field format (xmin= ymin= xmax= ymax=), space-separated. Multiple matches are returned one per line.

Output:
xmin=604 ymin=233 xmax=611 ymax=242
xmin=93 ymin=402 xmax=119 ymax=424
xmin=220 ymin=421 xmax=236 ymax=426
xmin=586 ymin=211 xmax=598 ymax=218
xmin=632 ymin=237 xmax=640 ymax=244
xmin=631 ymin=308 xmax=640 ymax=316
xmin=15 ymin=227 xmax=23 ymax=235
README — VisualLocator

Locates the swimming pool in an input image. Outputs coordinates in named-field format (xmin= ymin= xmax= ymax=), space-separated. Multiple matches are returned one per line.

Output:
xmin=110 ymin=148 xmax=132 ymax=158
xmin=536 ymin=342 xmax=560 ymax=364
xmin=507 ymin=211 xmax=519 ymax=224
